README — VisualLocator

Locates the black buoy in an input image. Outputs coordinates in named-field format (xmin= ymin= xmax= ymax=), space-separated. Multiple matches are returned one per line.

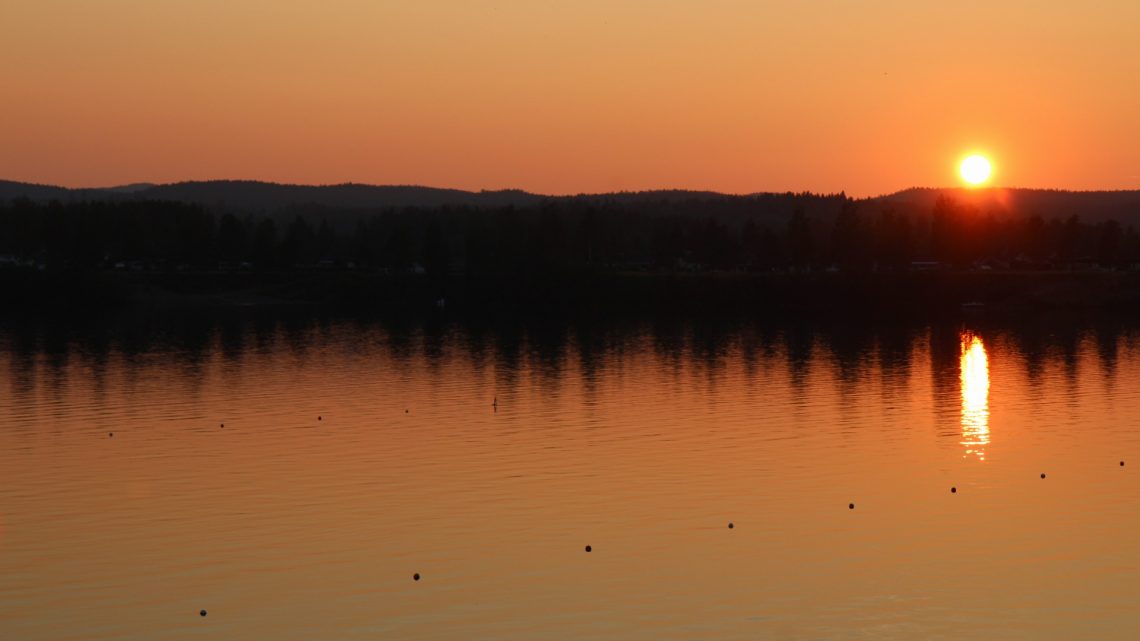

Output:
xmin=728 ymin=522 xmax=734 ymax=529
xmin=1041 ymin=473 xmax=1046 ymax=479
xmin=199 ymin=610 xmax=207 ymax=617
xmin=1121 ymin=461 xmax=1125 ymax=467
xmin=220 ymin=423 xmax=224 ymax=428
xmin=951 ymin=487 xmax=957 ymax=493
xmin=413 ymin=573 xmax=420 ymax=581
xmin=318 ymin=416 xmax=322 ymax=421
xmin=848 ymin=503 xmax=855 ymax=510
xmin=405 ymin=409 xmax=409 ymax=414
xmin=585 ymin=545 xmax=592 ymax=552
xmin=109 ymin=432 xmax=114 ymax=438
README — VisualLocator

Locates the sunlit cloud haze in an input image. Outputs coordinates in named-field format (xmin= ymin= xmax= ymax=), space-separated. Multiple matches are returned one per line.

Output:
xmin=1 ymin=0 xmax=1137 ymax=195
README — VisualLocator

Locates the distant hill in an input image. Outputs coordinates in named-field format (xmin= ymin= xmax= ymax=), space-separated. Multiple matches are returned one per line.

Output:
xmin=0 ymin=180 xmax=546 ymax=210
xmin=868 ymin=187 xmax=1140 ymax=224
xmin=97 ymin=183 xmax=157 ymax=194
xmin=2 ymin=179 xmax=1139 ymax=224
xmin=0 ymin=180 xmax=80 ymax=202
xmin=136 ymin=181 xmax=547 ymax=210
xmin=0 ymin=181 xmax=849 ymax=226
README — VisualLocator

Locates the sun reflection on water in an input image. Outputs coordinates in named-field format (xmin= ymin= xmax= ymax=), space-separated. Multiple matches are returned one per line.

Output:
xmin=960 ymin=331 xmax=990 ymax=460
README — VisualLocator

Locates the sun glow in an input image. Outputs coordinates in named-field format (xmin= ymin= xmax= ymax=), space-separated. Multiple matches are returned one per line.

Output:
xmin=959 ymin=154 xmax=993 ymax=186
xmin=960 ymin=331 xmax=990 ymax=461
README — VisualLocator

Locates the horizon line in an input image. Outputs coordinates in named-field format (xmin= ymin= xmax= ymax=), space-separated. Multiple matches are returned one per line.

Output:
xmin=5 ymin=178 xmax=1140 ymax=200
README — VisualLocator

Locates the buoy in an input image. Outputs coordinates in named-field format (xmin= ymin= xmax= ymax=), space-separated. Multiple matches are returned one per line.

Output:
xmin=108 ymin=432 xmax=113 ymax=438
xmin=220 ymin=423 xmax=224 ymax=428
xmin=951 ymin=487 xmax=957 ymax=493
xmin=585 ymin=545 xmax=592 ymax=552
xmin=1121 ymin=461 xmax=1125 ymax=467
xmin=848 ymin=503 xmax=855 ymax=510
xmin=318 ymin=416 xmax=322 ymax=421
xmin=1041 ymin=473 xmax=1046 ymax=479
xmin=728 ymin=522 xmax=734 ymax=529
xmin=199 ymin=610 xmax=207 ymax=617
xmin=405 ymin=409 xmax=409 ymax=414
xmin=413 ymin=573 xmax=420 ymax=581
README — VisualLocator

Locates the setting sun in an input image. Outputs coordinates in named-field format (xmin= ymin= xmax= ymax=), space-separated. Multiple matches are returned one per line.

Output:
xmin=960 ymin=155 xmax=993 ymax=186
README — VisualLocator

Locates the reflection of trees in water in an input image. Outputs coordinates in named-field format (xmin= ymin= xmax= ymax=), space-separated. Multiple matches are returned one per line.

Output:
xmin=380 ymin=315 xmax=416 ymax=366
xmin=877 ymin=325 xmax=916 ymax=398
xmin=739 ymin=326 xmax=763 ymax=381
xmin=1012 ymin=323 xmax=1049 ymax=388
xmin=2 ymin=311 xmax=1140 ymax=408
xmin=1004 ymin=317 xmax=1124 ymax=397
xmin=783 ymin=324 xmax=815 ymax=393
xmin=420 ymin=317 xmax=449 ymax=374
xmin=1096 ymin=323 xmax=1120 ymax=387
xmin=688 ymin=319 xmax=742 ymax=389
xmin=525 ymin=320 xmax=570 ymax=391
xmin=5 ymin=331 xmax=38 ymax=407
xmin=491 ymin=321 xmax=524 ymax=391
xmin=929 ymin=324 xmax=964 ymax=439
xmin=218 ymin=313 xmax=248 ymax=362
xmin=1058 ymin=327 xmax=1082 ymax=393
xmin=821 ymin=325 xmax=876 ymax=398
xmin=649 ymin=317 xmax=687 ymax=369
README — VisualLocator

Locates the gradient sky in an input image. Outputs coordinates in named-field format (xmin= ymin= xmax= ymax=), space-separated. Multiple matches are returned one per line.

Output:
xmin=2 ymin=0 xmax=1138 ymax=196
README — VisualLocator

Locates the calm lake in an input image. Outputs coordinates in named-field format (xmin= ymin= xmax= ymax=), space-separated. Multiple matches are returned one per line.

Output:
xmin=3 ymin=311 xmax=1140 ymax=640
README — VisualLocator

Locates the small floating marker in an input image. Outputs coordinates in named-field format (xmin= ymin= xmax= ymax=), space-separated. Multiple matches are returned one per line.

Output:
xmin=318 ymin=416 xmax=322 ymax=421
xmin=585 ymin=545 xmax=592 ymax=552
xmin=951 ymin=487 xmax=957 ymax=494
xmin=199 ymin=610 xmax=207 ymax=617
xmin=108 ymin=432 xmax=114 ymax=438
xmin=405 ymin=409 xmax=409 ymax=414
xmin=728 ymin=522 xmax=734 ymax=529
xmin=413 ymin=573 xmax=420 ymax=581
xmin=1041 ymin=473 xmax=1046 ymax=479
xmin=220 ymin=423 xmax=224 ymax=428
xmin=848 ymin=503 xmax=855 ymax=510
xmin=1121 ymin=461 xmax=1126 ymax=467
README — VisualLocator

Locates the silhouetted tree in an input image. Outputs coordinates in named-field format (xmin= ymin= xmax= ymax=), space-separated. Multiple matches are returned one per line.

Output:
xmin=317 ymin=218 xmax=336 ymax=261
xmin=2 ymin=192 xmax=1138 ymax=280
xmin=422 ymin=218 xmax=450 ymax=280
xmin=787 ymin=208 xmax=813 ymax=269
xmin=253 ymin=218 xmax=278 ymax=268
xmin=217 ymin=213 xmax=247 ymax=263
xmin=831 ymin=200 xmax=872 ymax=271
xmin=1097 ymin=220 xmax=1123 ymax=268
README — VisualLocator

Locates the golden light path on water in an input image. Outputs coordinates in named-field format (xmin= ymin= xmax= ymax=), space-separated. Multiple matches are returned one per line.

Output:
xmin=961 ymin=331 xmax=991 ymax=460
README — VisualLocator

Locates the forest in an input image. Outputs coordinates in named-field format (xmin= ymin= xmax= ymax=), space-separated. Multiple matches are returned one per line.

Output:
xmin=2 ymin=194 xmax=1139 ymax=279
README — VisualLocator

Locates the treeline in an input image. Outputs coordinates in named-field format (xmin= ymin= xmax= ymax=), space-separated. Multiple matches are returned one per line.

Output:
xmin=3 ymin=195 xmax=1140 ymax=277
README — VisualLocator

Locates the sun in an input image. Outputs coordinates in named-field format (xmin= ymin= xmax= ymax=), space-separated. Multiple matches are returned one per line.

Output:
xmin=959 ymin=154 xmax=993 ymax=186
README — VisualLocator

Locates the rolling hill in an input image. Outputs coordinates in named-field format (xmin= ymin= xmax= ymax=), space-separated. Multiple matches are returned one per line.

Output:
xmin=2 ymin=179 xmax=1139 ymax=225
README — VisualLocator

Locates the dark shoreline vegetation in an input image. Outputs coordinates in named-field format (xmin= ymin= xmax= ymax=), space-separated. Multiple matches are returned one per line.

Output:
xmin=3 ymin=183 xmax=1140 ymax=314
xmin=10 ymin=270 xmax=1140 ymax=316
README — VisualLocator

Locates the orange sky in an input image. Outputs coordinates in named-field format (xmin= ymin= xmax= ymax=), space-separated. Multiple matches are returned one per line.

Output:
xmin=1 ymin=0 xmax=1138 ymax=196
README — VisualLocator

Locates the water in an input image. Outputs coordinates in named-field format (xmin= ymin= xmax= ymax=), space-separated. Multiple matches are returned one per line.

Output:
xmin=3 ymin=312 xmax=1140 ymax=640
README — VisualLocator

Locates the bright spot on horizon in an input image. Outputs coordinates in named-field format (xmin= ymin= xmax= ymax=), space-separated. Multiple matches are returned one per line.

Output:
xmin=959 ymin=154 xmax=993 ymax=187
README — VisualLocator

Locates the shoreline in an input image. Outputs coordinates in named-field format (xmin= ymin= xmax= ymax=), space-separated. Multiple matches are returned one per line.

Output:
xmin=7 ymin=269 xmax=1140 ymax=317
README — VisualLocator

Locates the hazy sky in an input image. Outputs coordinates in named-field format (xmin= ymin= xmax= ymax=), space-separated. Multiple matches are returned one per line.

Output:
xmin=2 ymin=0 xmax=1137 ymax=195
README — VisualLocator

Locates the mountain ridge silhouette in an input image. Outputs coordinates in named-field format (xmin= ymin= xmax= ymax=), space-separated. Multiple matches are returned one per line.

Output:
xmin=2 ymin=179 xmax=1138 ymax=223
